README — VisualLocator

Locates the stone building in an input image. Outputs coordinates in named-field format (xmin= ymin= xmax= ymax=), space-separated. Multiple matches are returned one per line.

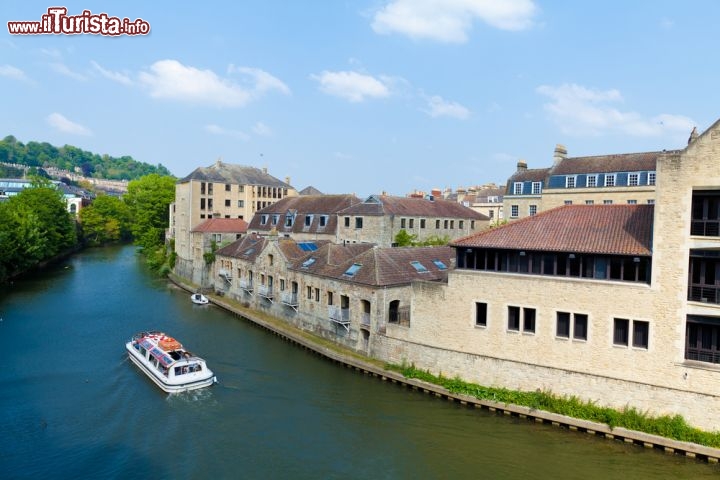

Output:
xmin=504 ymin=145 xmax=660 ymax=221
xmin=180 ymin=218 xmax=248 ymax=286
xmin=246 ymin=194 xmax=361 ymax=242
xmin=372 ymin=120 xmax=720 ymax=430
xmin=213 ymin=234 xmax=454 ymax=353
xmin=335 ymin=194 xmax=488 ymax=246
xmin=171 ymin=160 xmax=297 ymax=285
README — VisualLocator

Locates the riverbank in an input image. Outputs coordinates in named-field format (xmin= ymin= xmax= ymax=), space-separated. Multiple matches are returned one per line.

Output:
xmin=169 ymin=273 xmax=720 ymax=464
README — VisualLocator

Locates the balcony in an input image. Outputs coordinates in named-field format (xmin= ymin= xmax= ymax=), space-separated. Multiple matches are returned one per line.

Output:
xmin=218 ymin=269 xmax=232 ymax=284
xmin=691 ymin=220 xmax=720 ymax=237
xmin=239 ymin=279 xmax=253 ymax=293
xmin=688 ymin=284 xmax=720 ymax=305
xmin=257 ymin=284 xmax=274 ymax=302
xmin=281 ymin=292 xmax=299 ymax=311
xmin=360 ymin=312 xmax=371 ymax=330
xmin=329 ymin=305 xmax=350 ymax=331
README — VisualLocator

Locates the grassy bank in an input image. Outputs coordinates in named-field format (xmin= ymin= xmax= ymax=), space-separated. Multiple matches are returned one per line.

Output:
xmin=386 ymin=363 xmax=720 ymax=449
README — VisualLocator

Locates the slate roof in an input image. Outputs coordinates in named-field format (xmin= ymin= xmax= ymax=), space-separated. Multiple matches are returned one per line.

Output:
xmin=338 ymin=195 xmax=487 ymax=219
xmin=299 ymin=186 xmax=323 ymax=195
xmin=550 ymin=152 xmax=663 ymax=175
xmin=505 ymin=168 xmax=551 ymax=193
xmin=452 ymin=204 xmax=653 ymax=256
xmin=290 ymin=243 xmax=455 ymax=287
xmin=191 ymin=218 xmax=248 ymax=233
xmin=178 ymin=161 xmax=291 ymax=188
xmin=215 ymin=234 xmax=267 ymax=262
xmin=248 ymin=194 xmax=361 ymax=233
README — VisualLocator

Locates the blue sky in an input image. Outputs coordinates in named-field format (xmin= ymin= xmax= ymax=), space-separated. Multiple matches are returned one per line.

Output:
xmin=2 ymin=1 xmax=718 ymax=197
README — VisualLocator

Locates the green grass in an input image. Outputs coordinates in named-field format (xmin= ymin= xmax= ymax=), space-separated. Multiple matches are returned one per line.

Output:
xmin=386 ymin=362 xmax=720 ymax=449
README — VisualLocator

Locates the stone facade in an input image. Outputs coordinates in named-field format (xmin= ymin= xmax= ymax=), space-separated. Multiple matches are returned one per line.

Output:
xmin=380 ymin=120 xmax=720 ymax=430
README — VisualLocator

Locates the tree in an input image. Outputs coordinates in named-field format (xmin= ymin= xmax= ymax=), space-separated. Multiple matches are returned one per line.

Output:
xmin=79 ymin=195 xmax=131 ymax=245
xmin=123 ymin=174 xmax=176 ymax=251
xmin=394 ymin=229 xmax=418 ymax=247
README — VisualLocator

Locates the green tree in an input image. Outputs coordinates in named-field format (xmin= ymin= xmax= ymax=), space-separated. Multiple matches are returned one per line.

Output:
xmin=123 ymin=174 xmax=176 ymax=251
xmin=79 ymin=195 xmax=132 ymax=245
xmin=394 ymin=229 xmax=418 ymax=247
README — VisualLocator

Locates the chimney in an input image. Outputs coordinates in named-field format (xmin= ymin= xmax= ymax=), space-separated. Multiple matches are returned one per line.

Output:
xmin=285 ymin=176 xmax=291 ymax=186
xmin=553 ymin=144 xmax=567 ymax=164
xmin=516 ymin=160 xmax=527 ymax=171
xmin=431 ymin=188 xmax=442 ymax=198
xmin=262 ymin=166 xmax=268 ymax=174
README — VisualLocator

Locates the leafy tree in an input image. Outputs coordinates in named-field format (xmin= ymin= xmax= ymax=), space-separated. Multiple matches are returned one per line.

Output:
xmin=394 ymin=229 xmax=418 ymax=247
xmin=123 ymin=174 xmax=176 ymax=251
xmin=79 ymin=195 xmax=132 ymax=245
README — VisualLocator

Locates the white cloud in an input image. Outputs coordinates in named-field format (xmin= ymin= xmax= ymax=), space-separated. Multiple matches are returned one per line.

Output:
xmin=424 ymin=95 xmax=470 ymax=119
xmin=537 ymin=83 xmax=694 ymax=137
xmin=252 ymin=121 xmax=272 ymax=136
xmin=204 ymin=124 xmax=250 ymax=141
xmin=312 ymin=70 xmax=390 ymax=102
xmin=0 ymin=64 xmax=28 ymax=81
xmin=46 ymin=113 xmax=92 ymax=136
xmin=49 ymin=63 xmax=87 ymax=81
xmin=91 ymin=61 xmax=133 ymax=86
xmin=228 ymin=65 xmax=290 ymax=95
xmin=372 ymin=0 xmax=537 ymax=43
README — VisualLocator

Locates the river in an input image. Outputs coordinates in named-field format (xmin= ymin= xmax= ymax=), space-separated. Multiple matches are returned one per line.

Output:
xmin=0 ymin=245 xmax=717 ymax=479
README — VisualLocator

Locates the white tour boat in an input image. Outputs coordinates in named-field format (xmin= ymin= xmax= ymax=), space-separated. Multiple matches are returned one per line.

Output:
xmin=126 ymin=331 xmax=217 ymax=393
xmin=191 ymin=293 xmax=209 ymax=305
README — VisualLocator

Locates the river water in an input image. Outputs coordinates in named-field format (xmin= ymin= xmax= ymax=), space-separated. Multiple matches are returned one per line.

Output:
xmin=0 ymin=245 xmax=717 ymax=479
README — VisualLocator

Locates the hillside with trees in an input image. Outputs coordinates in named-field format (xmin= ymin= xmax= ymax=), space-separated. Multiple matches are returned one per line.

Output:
xmin=0 ymin=135 xmax=172 ymax=180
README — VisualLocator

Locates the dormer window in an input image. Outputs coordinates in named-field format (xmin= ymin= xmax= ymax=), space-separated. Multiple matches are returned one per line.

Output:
xmin=513 ymin=182 xmax=523 ymax=195
xmin=271 ymin=214 xmax=279 ymax=225
xmin=304 ymin=214 xmax=314 ymax=227
xmin=319 ymin=215 xmax=328 ymax=227
xmin=285 ymin=212 xmax=295 ymax=227
xmin=260 ymin=214 xmax=268 ymax=225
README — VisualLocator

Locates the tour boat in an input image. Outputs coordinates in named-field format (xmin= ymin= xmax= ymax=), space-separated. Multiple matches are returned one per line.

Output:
xmin=191 ymin=293 xmax=209 ymax=305
xmin=126 ymin=331 xmax=217 ymax=393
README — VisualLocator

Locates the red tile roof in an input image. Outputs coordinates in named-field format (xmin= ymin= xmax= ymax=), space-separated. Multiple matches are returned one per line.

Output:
xmin=338 ymin=195 xmax=487 ymax=219
xmin=452 ymin=204 xmax=653 ymax=256
xmin=191 ymin=218 xmax=248 ymax=233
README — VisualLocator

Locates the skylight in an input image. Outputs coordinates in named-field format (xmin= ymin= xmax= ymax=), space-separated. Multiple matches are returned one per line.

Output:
xmin=301 ymin=257 xmax=316 ymax=268
xmin=344 ymin=263 xmax=362 ymax=276
xmin=297 ymin=242 xmax=318 ymax=252
xmin=432 ymin=259 xmax=448 ymax=270
xmin=410 ymin=261 xmax=428 ymax=273
xmin=243 ymin=248 xmax=255 ymax=255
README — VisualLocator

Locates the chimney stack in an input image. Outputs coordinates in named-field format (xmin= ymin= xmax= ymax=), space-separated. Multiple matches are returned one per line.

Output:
xmin=285 ymin=176 xmax=291 ymax=186
xmin=517 ymin=160 xmax=527 ymax=171
xmin=553 ymin=144 xmax=567 ymax=164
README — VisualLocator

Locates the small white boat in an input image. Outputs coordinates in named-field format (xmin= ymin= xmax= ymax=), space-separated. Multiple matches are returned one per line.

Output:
xmin=191 ymin=293 xmax=209 ymax=305
xmin=126 ymin=331 xmax=217 ymax=393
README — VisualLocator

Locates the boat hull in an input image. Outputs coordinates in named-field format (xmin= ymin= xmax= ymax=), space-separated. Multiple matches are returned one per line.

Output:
xmin=126 ymin=342 xmax=216 ymax=393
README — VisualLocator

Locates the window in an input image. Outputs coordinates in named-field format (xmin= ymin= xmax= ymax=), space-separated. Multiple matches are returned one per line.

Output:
xmin=306 ymin=286 xmax=312 ymax=299
xmin=314 ymin=288 xmax=320 ymax=302
xmin=489 ymin=210 xmax=495 ymax=219
xmin=585 ymin=200 xmax=594 ymax=205
xmin=628 ymin=173 xmax=639 ymax=186
xmin=271 ymin=214 xmax=279 ymax=225
xmin=444 ymin=220 xmax=449 ymax=229
xmin=301 ymin=257 xmax=316 ymax=268
xmin=529 ymin=205 xmax=537 ymax=216
xmin=238 ymin=200 xmax=244 ymax=208
xmin=614 ymin=318 xmax=649 ymax=349
xmin=268 ymin=254 xmax=274 ymax=266
xmin=260 ymin=214 xmax=268 ymax=225
xmin=401 ymin=218 xmax=406 ymax=228
xmin=409 ymin=219 xmax=415 ymax=229
xmin=420 ymin=219 xmax=426 ymax=229
xmin=280 ymin=279 xmax=285 ymax=291
xmin=225 ymin=199 xmax=231 ymax=207
xmin=304 ymin=215 xmax=313 ymax=227
xmin=508 ymin=306 xmax=520 ymax=331
xmin=239 ymin=185 xmax=244 ymax=193
xmin=648 ymin=172 xmax=656 ymax=186
xmin=285 ymin=213 xmax=294 ymax=227
xmin=328 ymin=291 xmax=333 ymax=305
xmin=603 ymin=200 xmax=613 ymax=205
xmin=556 ymin=312 xmax=570 ymax=338
xmin=344 ymin=263 xmax=362 ymax=276
xmin=344 ymin=217 xmax=350 ymax=227
xmin=523 ymin=308 xmax=536 ymax=333
xmin=686 ymin=317 xmax=720 ymax=364
xmin=605 ymin=174 xmax=616 ymax=187
xmin=319 ymin=215 xmax=328 ymax=227
xmin=432 ymin=259 xmax=447 ymax=270
xmin=511 ymin=205 xmax=519 ymax=218
xmin=532 ymin=182 xmax=542 ymax=195
xmin=200 ymin=198 xmax=206 ymax=209
xmin=587 ymin=175 xmax=597 ymax=187
xmin=410 ymin=261 xmax=428 ymax=273
xmin=355 ymin=217 xmax=363 ymax=229
xmin=574 ymin=314 xmax=588 ymax=340
xmin=225 ymin=184 xmax=231 ymax=191
xmin=475 ymin=302 xmax=487 ymax=327
xmin=564 ymin=200 xmax=572 ymax=205
xmin=566 ymin=176 xmax=576 ymax=188
xmin=647 ymin=199 xmax=655 ymax=204
xmin=436 ymin=220 xmax=441 ymax=229
xmin=627 ymin=199 xmax=637 ymax=205
xmin=513 ymin=182 xmax=523 ymax=195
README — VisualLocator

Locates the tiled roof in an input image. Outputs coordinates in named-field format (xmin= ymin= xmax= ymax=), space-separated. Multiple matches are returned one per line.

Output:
xmin=291 ymin=243 xmax=455 ymax=287
xmin=338 ymin=195 xmax=487 ymax=219
xmin=550 ymin=152 xmax=661 ymax=175
xmin=215 ymin=234 xmax=266 ymax=261
xmin=178 ymin=161 xmax=291 ymax=187
xmin=248 ymin=194 xmax=361 ymax=233
xmin=191 ymin=218 xmax=248 ymax=233
xmin=299 ymin=186 xmax=323 ymax=195
xmin=452 ymin=204 xmax=653 ymax=256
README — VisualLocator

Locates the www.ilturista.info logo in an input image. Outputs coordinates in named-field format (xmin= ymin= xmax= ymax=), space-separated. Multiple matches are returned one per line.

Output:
xmin=7 ymin=7 xmax=150 ymax=36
